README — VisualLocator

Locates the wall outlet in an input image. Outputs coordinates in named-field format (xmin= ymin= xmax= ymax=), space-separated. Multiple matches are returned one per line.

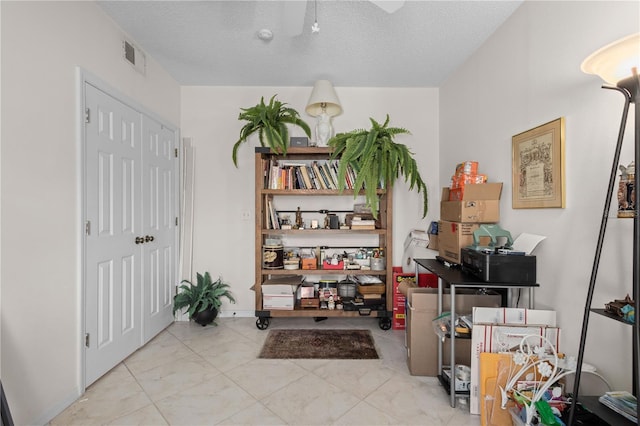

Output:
xmin=241 ymin=210 xmax=251 ymax=221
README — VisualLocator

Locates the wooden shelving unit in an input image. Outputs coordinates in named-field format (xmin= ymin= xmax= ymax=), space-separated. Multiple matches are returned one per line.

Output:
xmin=253 ymin=147 xmax=393 ymax=330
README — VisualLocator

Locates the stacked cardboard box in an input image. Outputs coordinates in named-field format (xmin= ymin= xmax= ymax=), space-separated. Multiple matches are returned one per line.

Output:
xmin=438 ymin=161 xmax=503 ymax=264
xmin=399 ymin=280 xmax=501 ymax=376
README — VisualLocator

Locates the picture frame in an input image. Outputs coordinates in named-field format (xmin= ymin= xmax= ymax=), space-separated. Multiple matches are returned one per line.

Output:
xmin=512 ymin=117 xmax=566 ymax=209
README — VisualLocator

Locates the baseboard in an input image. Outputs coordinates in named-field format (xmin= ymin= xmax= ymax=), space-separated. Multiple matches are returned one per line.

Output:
xmin=33 ymin=388 xmax=82 ymax=426
xmin=218 ymin=310 xmax=254 ymax=318
xmin=172 ymin=310 xmax=254 ymax=322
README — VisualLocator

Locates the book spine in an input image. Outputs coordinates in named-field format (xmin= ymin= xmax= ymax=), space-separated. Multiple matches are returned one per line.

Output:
xmin=318 ymin=163 xmax=331 ymax=189
xmin=295 ymin=166 xmax=306 ymax=189
xmin=301 ymin=166 xmax=313 ymax=189
xmin=322 ymin=162 xmax=336 ymax=189
xmin=307 ymin=165 xmax=320 ymax=189
xmin=312 ymin=161 xmax=327 ymax=189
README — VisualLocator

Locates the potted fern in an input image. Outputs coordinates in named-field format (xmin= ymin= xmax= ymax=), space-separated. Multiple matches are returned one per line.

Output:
xmin=232 ymin=95 xmax=311 ymax=166
xmin=328 ymin=115 xmax=428 ymax=218
xmin=173 ymin=272 xmax=236 ymax=326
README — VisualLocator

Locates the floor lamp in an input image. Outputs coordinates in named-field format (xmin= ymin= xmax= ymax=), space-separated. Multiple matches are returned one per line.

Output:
xmin=570 ymin=33 xmax=640 ymax=425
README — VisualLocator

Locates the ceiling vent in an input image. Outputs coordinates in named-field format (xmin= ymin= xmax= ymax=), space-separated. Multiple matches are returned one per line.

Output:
xmin=123 ymin=40 xmax=146 ymax=75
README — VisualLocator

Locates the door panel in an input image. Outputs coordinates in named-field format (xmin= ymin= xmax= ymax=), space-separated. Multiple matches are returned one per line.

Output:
xmin=85 ymin=83 xmax=142 ymax=386
xmin=142 ymin=118 xmax=177 ymax=342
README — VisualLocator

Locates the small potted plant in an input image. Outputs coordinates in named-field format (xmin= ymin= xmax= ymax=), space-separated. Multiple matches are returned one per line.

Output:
xmin=173 ymin=272 xmax=236 ymax=326
xmin=232 ymin=95 xmax=311 ymax=166
xmin=328 ymin=115 xmax=428 ymax=218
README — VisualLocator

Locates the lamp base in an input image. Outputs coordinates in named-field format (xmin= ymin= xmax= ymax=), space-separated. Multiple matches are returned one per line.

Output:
xmin=315 ymin=113 xmax=333 ymax=147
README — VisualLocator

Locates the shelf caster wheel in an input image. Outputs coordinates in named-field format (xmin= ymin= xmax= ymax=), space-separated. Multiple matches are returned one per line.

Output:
xmin=256 ymin=317 xmax=270 ymax=330
xmin=379 ymin=317 xmax=392 ymax=330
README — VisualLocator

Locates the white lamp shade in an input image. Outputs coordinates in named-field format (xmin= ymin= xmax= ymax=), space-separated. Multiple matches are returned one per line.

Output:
xmin=581 ymin=33 xmax=640 ymax=85
xmin=306 ymin=80 xmax=343 ymax=117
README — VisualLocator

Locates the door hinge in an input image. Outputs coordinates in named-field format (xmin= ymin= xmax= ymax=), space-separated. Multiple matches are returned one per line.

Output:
xmin=175 ymin=217 xmax=179 ymax=226
xmin=85 ymin=220 xmax=91 ymax=236
xmin=85 ymin=333 xmax=90 ymax=348
xmin=85 ymin=108 xmax=90 ymax=124
xmin=174 ymin=148 xmax=178 ymax=158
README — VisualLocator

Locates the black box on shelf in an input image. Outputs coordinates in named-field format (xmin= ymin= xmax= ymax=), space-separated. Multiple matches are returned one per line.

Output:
xmin=290 ymin=137 xmax=309 ymax=147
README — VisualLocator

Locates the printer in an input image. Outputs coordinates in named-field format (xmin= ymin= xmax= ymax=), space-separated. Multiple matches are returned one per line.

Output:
xmin=461 ymin=225 xmax=536 ymax=284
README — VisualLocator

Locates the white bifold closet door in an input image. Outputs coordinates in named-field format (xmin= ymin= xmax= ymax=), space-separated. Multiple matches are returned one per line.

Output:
xmin=83 ymin=82 xmax=177 ymax=386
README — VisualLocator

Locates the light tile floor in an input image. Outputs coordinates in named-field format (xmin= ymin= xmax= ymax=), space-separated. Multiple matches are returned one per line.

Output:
xmin=51 ymin=317 xmax=480 ymax=425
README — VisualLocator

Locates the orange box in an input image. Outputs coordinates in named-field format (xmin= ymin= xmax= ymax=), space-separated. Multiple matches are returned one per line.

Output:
xmin=301 ymin=257 xmax=317 ymax=270
xmin=449 ymin=174 xmax=488 ymax=194
xmin=455 ymin=161 xmax=478 ymax=176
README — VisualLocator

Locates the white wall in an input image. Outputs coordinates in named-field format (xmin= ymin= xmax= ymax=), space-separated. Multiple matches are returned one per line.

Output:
xmin=180 ymin=86 xmax=440 ymax=314
xmin=440 ymin=0 xmax=639 ymax=390
xmin=0 ymin=2 xmax=180 ymax=424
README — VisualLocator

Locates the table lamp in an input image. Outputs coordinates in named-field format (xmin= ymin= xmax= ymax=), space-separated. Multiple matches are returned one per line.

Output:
xmin=305 ymin=80 xmax=342 ymax=147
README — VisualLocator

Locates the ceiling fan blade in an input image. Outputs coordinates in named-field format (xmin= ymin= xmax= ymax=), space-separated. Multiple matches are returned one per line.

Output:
xmin=370 ymin=0 xmax=405 ymax=14
xmin=281 ymin=0 xmax=307 ymax=37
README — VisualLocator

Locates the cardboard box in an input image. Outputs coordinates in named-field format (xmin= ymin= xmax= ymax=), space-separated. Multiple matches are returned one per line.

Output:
xmin=262 ymin=284 xmax=295 ymax=310
xmin=301 ymin=257 xmax=317 ymax=269
xmin=469 ymin=324 xmax=561 ymax=414
xmin=401 ymin=230 xmax=433 ymax=272
xmin=472 ymin=307 xmax=557 ymax=327
xmin=438 ymin=221 xmax=481 ymax=264
xmin=440 ymin=183 xmax=503 ymax=223
xmin=405 ymin=288 xmax=501 ymax=376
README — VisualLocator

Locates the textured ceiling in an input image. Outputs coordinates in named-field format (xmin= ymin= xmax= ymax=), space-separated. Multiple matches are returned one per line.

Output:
xmin=98 ymin=0 xmax=523 ymax=87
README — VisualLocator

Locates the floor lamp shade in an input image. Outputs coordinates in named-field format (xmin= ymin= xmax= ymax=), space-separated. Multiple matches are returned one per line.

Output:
xmin=581 ymin=33 xmax=639 ymax=85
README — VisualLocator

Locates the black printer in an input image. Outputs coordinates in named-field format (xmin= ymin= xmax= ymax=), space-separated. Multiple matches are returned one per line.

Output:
xmin=460 ymin=224 xmax=537 ymax=284
xmin=461 ymin=248 xmax=536 ymax=284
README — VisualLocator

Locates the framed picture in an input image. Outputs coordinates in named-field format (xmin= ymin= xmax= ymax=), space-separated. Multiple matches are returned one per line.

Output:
xmin=512 ymin=117 xmax=566 ymax=209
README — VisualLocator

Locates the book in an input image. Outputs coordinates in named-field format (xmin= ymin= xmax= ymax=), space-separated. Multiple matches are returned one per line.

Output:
xmin=328 ymin=161 xmax=339 ymax=187
xmin=322 ymin=162 xmax=337 ymax=189
xmin=268 ymin=200 xmax=280 ymax=230
xmin=351 ymin=218 xmax=375 ymax=225
xmin=599 ymin=391 xmax=637 ymax=422
xmin=312 ymin=161 xmax=327 ymax=189
xmin=350 ymin=224 xmax=376 ymax=230
xmin=300 ymin=166 xmax=314 ymax=189
xmin=294 ymin=166 xmax=306 ymax=189
xmin=307 ymin=165 xmax=320 ymax=189
xmin=270 ymin=164 xmax=280 ymax=189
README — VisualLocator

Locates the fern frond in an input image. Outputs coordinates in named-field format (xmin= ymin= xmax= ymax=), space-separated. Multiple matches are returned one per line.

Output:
xmin=326 ymin=115 xmax=429 ymax=218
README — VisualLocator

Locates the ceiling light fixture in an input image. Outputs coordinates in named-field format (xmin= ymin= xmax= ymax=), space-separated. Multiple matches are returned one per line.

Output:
xmin=257 ymin=28 xmax=273 ymax=42
xmin=311 ymin=0 xmax=320 ymax=33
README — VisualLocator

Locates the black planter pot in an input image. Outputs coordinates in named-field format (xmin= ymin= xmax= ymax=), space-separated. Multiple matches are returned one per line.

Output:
xmin=192 ymin=307 xmax=218 ymax=326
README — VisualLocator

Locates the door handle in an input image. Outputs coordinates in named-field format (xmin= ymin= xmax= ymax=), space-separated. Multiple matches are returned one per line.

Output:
xmin=135 ymin=236 xmax=145 ymax=244
xmin=145 ymin=235 xmax=155 ymax=243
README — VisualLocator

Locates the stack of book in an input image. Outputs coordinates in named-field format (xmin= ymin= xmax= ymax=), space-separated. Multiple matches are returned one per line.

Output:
xmin=350 ymin=217 xmax=376 ymax=230
xmin=599 ymin=391 xmax=637 ymax=423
